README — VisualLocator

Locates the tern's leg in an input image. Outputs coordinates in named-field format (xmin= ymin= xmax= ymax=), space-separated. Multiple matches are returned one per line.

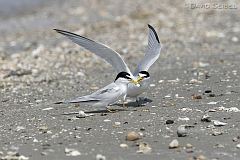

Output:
xmin=122 ymin=95 xmax=127 ymax=108
xmin=136 ymin=97 xmax=141 ymax=106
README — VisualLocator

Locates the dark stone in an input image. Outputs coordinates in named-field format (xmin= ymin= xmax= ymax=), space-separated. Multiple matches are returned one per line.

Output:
xmin=166 ymin=120 xmax=174 ymax=124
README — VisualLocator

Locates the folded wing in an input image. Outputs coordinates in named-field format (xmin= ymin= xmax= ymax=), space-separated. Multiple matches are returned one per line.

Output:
xmin=54 ymin=29 xmax=132 ymax=75
xmin=133 ymin=24 xmax=161 ymax=75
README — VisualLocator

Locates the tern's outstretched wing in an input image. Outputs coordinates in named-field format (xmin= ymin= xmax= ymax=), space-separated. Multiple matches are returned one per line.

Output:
xmin=133 ymin=24 xmax=161 ymax=75
xmin=54 ymin=29 xmax=132 ymax=75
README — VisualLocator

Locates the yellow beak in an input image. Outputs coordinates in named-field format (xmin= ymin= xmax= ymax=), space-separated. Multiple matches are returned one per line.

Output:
xmin=130 ymin=79 xmax=139 ymax=85
xmin=136 ymin=76 xmax=143 ymax=82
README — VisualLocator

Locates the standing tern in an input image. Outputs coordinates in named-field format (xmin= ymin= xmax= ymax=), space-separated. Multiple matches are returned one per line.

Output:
xmin=55 ymin=72 xmax=139 ymax=110
xmin=54 ymin=24 xmax=161 ymax=105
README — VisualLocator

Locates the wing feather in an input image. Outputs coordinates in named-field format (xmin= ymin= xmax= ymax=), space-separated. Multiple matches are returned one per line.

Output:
xmin=54 ymin=29 xmax=132 ymax=75
xmin=133 ymin=24 xmax=161 ymax=75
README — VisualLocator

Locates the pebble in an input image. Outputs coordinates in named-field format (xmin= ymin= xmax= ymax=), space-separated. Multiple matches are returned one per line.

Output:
xmin=214 ymin=144 xmax=224 ymax=148
xmin=213 ymin=120 xmax=227 ymax=126
xmin=76 ymin=111 xmax=94 ymax=118
xmin=192 ymin=94 xmax=202 ymax=99
xmin=177 ymin=125 xmax=187 ymax=137
xmin=65 ymin=148 xmax=81 ymax=156
xmin=15 ymin=126 xmax=25 ymax=131
xmin=103 ymin=119 xmax=111 ymax=122
xmin=185 ymin=143 xmax=194 ymax=153
xmin=232 ymin=136 xmax=240 ymax=142
xmin=126 ymin=131 xmax=140 ymax=141
xmin=169 ymin=139 xmax=179 ymax=149
xmin=0 ymin=152 xmax=29 ymax=160
xmin=218 ymin=107 xmax=240 ymax=112
xmin=96 ymin=154 xmax=106 ymax=160
xmin=186 ymin=143 xmax=193 ymax=148
xmin=114 ymin=122 xmax=121 ymax=126
xmin=231 ymin=36 xmax=239 ymax=42
xmin=201 ymin=114 xmax=211 ymax=122
xmin=189 ymin=79 xmax=202 ymax=84
xmin=207 ymin=102 xmax=218 ymax=105
xmin=137 ymin=142 xmax=152 ymax=154
xmin=32 ymin=45 xmax=45 ymax=58
xmin=204 ymin=90 xmax=212 ymax=93
xmin=166 ymin=120 xmax=174 ymax=124
xmin=42 ymin=107 xmax=53 ymax=111
xmin=178 ymin=117 xmax=190 ymax=121
xmin=236 ymin=144 xmax=240 ymax=149
xmin=194 ymin=154 xmax=207 ymax=160
xmin=212 ymin=130 xmax=223 ymax=136
xmin=120 ymin=144 xmax=128 ymax=148
xmin=150 ymin=84 xmax=155 ymax=87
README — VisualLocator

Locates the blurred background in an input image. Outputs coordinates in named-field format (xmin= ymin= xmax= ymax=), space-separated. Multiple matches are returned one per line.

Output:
xmin=0 ymin=0 xmax=239 ymax=81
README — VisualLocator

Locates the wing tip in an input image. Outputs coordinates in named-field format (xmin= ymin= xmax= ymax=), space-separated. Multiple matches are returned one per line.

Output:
xmin=147 ymin=24 xmax=160 ymax=44
xmin=53 ymin=28 xmax=66 ymax=34
xmin=53 ymin=28 xmax=60 ymax=32
xmin=54 ymin=101 xmax=64 ymax=104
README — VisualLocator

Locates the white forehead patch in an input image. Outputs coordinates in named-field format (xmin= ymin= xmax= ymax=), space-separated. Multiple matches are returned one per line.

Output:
xmin=139 ymin=73 xmax=146 ymax=77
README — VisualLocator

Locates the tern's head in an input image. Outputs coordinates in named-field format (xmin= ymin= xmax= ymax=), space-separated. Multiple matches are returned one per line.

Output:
xmin=137 ymin=71 xmax=150 ymax=82
xmin=114 ymin=72 xmax=139 ymax=85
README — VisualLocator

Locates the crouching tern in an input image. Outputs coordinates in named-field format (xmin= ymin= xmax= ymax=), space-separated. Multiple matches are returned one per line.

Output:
xmin=54 ymin=24 xmax=161 ymax=105
xmin=55 ymin=72 xmax=139 ymax=110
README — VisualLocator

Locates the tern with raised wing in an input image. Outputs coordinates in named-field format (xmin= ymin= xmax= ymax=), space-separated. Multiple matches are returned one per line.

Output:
xmin=54 ymin=24 xmax=161 ymax=105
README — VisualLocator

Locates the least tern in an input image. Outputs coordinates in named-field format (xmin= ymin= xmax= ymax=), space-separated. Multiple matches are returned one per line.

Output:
xmin=54 ymin=24 xmax=161 ymax=105
xmin=55 ymin=72 xmax=139 ymax=110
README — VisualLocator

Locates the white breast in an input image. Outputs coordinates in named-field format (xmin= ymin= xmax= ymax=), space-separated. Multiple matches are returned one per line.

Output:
xmin=127 ymin=78 xmax=150 ymax=98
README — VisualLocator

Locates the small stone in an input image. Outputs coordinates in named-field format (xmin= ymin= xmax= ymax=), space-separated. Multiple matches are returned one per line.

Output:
xmin=231 ymin=36 xmax=239 ymax=42
xmin=120 ymin=143 xmax=128 ymax=148
xmin=178 ymin=117 xmax=190 ymax=121
xmin=195 ymin=154 xmax=206 ymax=160
xmin=192 ymin=94 xmax=202 ymax=99
xmin=186 ymin=143 xmax=193 ymax=148
xmin=232 ymin=136 xmax=240 ymax=142
xmin=126 ymin=131 xmax=140 ymax=141
xmin=33 ymin=138 xmax=39 ymax=143
xmin=16 ymin=126 xmax=25 ymax=131
xmin=236 ymin=144 xmax=240 ymax=149
xmin=208 ymin=109 xmax=217 ymax=112
xmin=201 ymin=114 xmax=211 ymax=122
xmin=114 ymin=122 xmax=121 ymax=126
xmin=198 ymin=62 xmax=209 ymax=67
xmin=96 ymin=154 xmax=106 ymax=160
xmin=214 ymin=144 xmax=224 ymax=148
xmin=169 ymin=139 xmax=179 ymax=149
xmin=177 ymin=125 xmax=187 ymax=137
xmin=65 ymin=148 xmax=81 ymax=156
xmin=76 ymin=111 xmax=94 ymax=118
xmin=103 ymin=119 xmax=111 ymax=122
xmin=166 ymin=120 xmax=174 ymax=124
xmin=38 ymin=126 xmax=48 ymax=132
xmin=213 ymin=120 xmax=227 ymax=126
xmin=189 ymin=79 xmax=202 ymax=84
xmin=42 ymin=107 xmax=53 ymax=111
xmin=137 ymin=142 xmax=152 ymax=154
xmin=208 ymin=93 xmax=216 ymax=97
xmin=32 ymin=45 xmax=45 ymax=58
xmin=204 ymin=90 xmax=212 ymax=93
xmin=207 ymin=102 xmax=218 ymax=105
xmin=212 ymin=131 xmax=223 ymax=136
xmin=150 ymin=84 xmax=155 ymax=87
